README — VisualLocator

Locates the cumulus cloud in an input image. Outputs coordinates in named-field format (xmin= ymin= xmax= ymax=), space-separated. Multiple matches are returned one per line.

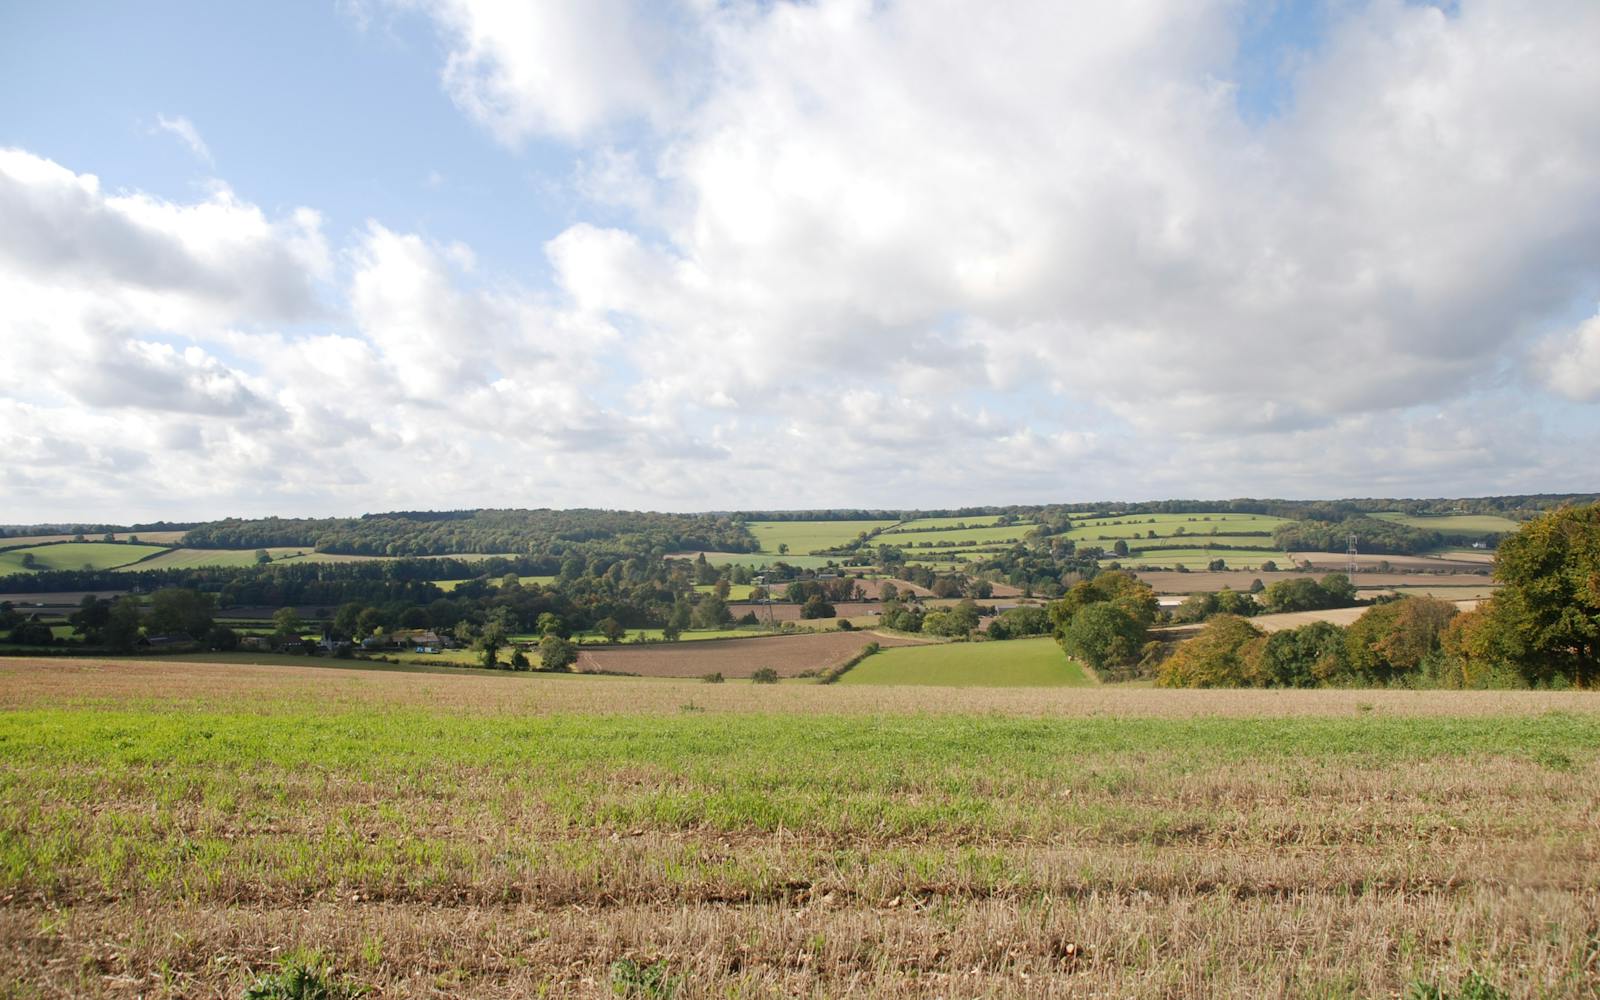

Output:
xmin=7 ymin=1 xmax=1600 ymax=521
xmin=404 ymin=0 xmax=688 ymax=143
xmin=1536 ymin=310 xmax=1600 ymax=402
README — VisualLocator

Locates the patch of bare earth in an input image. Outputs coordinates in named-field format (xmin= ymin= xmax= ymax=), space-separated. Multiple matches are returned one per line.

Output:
xmin=574 ymin=631 xmax=927 ymax=677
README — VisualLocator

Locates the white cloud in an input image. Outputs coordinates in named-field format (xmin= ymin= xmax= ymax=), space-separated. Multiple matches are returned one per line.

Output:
xmin=7 ymin=2 xmax=1600 ymax=521
xmin=1536 ymin=310 xmax=1600 ymax=402
xmin=154 ymin=114 xmax=213 ymax=164
xmin=405 ymin=0 xmax=685 ymax=143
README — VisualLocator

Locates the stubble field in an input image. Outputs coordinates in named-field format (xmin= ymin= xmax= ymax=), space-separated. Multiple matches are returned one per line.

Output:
xmin=1 ymin=658 xmax=1597 ymax=998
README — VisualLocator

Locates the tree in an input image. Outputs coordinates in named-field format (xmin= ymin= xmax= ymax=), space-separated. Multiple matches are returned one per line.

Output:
xmin=333 ymin=602 xmax=364 ymax=640
xmin=147 ymin=588 xmax=213 ymax=637
xmin=879 ymin=582 xmax=899 ymax=603
xmin=714 ymin=578 xmax=732 ymax=600
xmin=1467 ymin=504 xmax=1600 ymax=686
xmin=1059 ymin=601 xmax=1147 ymax=671
xmin=777 ymin=543 xmax=789 ymax=555
xmin=1112 ymin=539 xmax=1129 ymax=557
xmin=272 ymin=607 xmax=303 ymax=636
xmin=693 ymin=595 xmax=731 ymax=629
xmin=1343 ymin=597 xmax=1458 ymax=684
xmin=19 ymin=552 xmax=36 ymax=569
xmin=1157 ymin=615 xmax=1266 ymax=687
xmin=800 ymin=594 xmax=835 ymax=620
xmin=509 ymin=648 xmax=530 ymax=671
xmin=539 ymin=634 xmax=577 ymax=671
xmin=536 ymin=612 xmax=567 ymax=638
xmin=255 ymin=549 xmax=272 ymax=565
xmin=1251 ymin=621 xmax=1347 ymax=687
xmin=597 ymin=616 xmax=626 ymax=643
xmin=103 ymin=596 xmax=143 ymax=651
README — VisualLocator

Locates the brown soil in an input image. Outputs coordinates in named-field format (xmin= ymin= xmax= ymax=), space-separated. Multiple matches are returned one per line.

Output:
xmin=1136 ymin=569 xmax=1493 ymax=594
xmin=574 ymin=631 xmax=927 ymax=678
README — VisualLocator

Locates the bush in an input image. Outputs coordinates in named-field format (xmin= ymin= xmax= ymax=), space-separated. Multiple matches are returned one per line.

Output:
xmin=243 ymin=954 xmax=364 ymax=1000
xmin=701 ymin=671 xmax=724 ymax=684
xmin=750 ymin=667 xmax=779 ymax=684
xmin=609 ymin=957 xmax=681 ymax=998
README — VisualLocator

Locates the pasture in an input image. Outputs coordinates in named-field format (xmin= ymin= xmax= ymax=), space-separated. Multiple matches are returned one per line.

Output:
xmin=884 ymin=524 xmax=1032 ymax=547
xmin=1122 ymin=547 xmax=1288 ymax=569
xmin=839 ymin=636 xmax=1093 ymax=687
xmin=1066 ymin=512 xmax=1288 ymax=540
xmin=0 ymin=541 xmax=169 ymax=573
xmin=1371 ymin=512 xmax=1523 ymax=536
xmin=746 ymin=520 xmax=897 ymax=554
xmin=127 ymin=546 xmax=315 ymax=570
xmin=0 ymin=657 xmax=1596 ymax=998
xmin=885 ymin=514 xmax=1006 ymax=531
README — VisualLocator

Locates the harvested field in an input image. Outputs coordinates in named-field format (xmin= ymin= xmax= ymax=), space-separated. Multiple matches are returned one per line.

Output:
xmin=1289 ymin=551 xmax=1489 ymax=571
xmin=727 ymin=599 xmax=880 ymax=622
xmin=1252 ymin=599 xmax=1482 ymax=633
xmin=574 ymin=629 xmax=926 ymax=677
xmin=1136 ymin=569 xmax=1494 ymax=594
xmin=2 ymin=657 xmax=1598 ymax=998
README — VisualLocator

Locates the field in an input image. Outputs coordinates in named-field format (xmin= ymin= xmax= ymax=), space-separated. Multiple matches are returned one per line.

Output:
xmin=840 ymin=636 xmax=1093 ymax=687
xmin=1067 ymin=512 xmax=1288 ymax=541
xmin=747 ymin=520 xmax=897 ymax=554
xmin=1372 ymin=512 xmax=1523 ymax=536
xmin=669 ymin=550 xmax=844 ymax=570
xmin=1121 ymin=547 xmax=1289 ymax=569
xmin=0 ymin=541 xmax=170 ymax=573
xmin=695 ymin=582 xmax=755 ymax=600
xmin=126 ymin=546 xmax=317 ymax=570
xmin=574 ymin=630 xmax=924 ymax=677
xmin=886 ymin=515 xmax=1006 ymax=531
xmin=0 ymin=530 xmax=188 ymax=548
xmin=1 ymin=658 xmax=1597 ymax=998
xmin=886 ymin=524 xmax=1032 ymax=548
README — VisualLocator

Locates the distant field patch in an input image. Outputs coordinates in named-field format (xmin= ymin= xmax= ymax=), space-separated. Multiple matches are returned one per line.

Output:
xmin=1068 ymin=513 xmax=1289 ymax=541
xmin=884 ymin=515 xmax=1007 ymax=532
xmin=668 ymin=551 xmax=847 ymax=570
xmin=695 ymin=582 xmax=754 ymax=600
xmin=1124 ymin=547 xmax=1288 ymax=569
xmin=130 ymin=546 xmax=314 ymax=570
xmin=1371 ymin=512 xmax=1522 ymax=536
xmin=886 ymin=524 xmax=1032 ymax=547
xmin=0 ymin=542 xmax=170 ymax=574
xmin=841 ymin=637 xmax=1092 ymax=687
xmin=747 ymin=520 xmax=897 ymax=554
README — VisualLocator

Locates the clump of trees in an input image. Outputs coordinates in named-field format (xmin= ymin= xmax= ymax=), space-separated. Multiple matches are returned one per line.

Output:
xmin=1049 ymin=572 xmax=1158 ymax=673
xmin=1157 ymin=501 xmax=1600 ymax=688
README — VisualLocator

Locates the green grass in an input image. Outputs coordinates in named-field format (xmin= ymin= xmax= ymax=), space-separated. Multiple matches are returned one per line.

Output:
xmin=128 ymin=546 xmax=318 ymax=570
xmin=840 ymin=637 xmax=1092 ymax=687
xmin=746 ymin=520 xmax=897 ymax=555
xmin=1067 ymin=513 xmax=1289 ymax=541
xmin=0 ymin=541 xmax=171 ymax=573
xmin=695 ymin=583 xmax=755 ymax=601
xmin=883 ymin=524 xmax=1033 ymax=548
xmin=1121 ymin=547 xmax=1289 ymax=569
xmin=885 ymin=515 xmax=1007 ymax=531
xmin=1371 ymin=512 xmax=1523 ymax=536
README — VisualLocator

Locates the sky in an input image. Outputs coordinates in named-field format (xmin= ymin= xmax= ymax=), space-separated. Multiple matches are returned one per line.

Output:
xmin=2 ymin=0 xmax=1598 ymax=523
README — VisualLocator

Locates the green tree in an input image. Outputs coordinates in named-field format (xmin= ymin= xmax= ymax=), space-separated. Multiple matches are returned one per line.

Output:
xmin=800 ymin=594 xmax=835 ymax=620
xmin=1472 ymin=504 xmax=1600 ymax=686
xmin=103 ymin=596 xmax=143 ymax=651
xmin=147 ymin=588 xmax=214 ymax=636
xmin=693 ymin=595 xmax=731 ymax=629
xmin=1059 ymin=602 xmax=1145 ymax=672
xmin=539 ymin=634 xmax=577 ymax=671
xmin=255 ymin=549 xmax=272 ymax=565
xmin=272 ymin=607 xmax=303 ymax=636
xmin=597 ymin=616 xmax=626 ymax=643
xmin=1157 ymin=615 xmax=1266 ymax=687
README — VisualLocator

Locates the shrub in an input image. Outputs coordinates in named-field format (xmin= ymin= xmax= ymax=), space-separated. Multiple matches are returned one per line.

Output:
xmin=701 ymin=671 xmax=724 ymax=684
xmin=243 ymin=954 xmax=364 ymax=1000
xmin=609 ymin=957 xmax=681 ymax=998
xmin=751 ymin=667 xmax=779 ymax=684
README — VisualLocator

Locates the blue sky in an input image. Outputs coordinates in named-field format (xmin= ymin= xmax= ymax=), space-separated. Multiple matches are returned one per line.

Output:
xmin=2 ymin=0 xmax=1597 ymax=522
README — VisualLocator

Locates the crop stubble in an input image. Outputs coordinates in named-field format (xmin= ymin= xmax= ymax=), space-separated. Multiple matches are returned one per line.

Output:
xmin=1 ymin=657 xmax=1596 ymax=998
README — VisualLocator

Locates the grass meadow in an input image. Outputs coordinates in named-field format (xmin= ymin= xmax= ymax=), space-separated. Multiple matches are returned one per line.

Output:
xmin=1371 ymin=512 xmax=1524 ymax=536
xmin=1067 ymin=513 xmax=1289 ymax=541
xmin=1 ymin=657 xmax=1596 ymax=997
xmin=1120 ymin=547 xmax=1289 ymax=569
xmin=0 ymin=542 xmax=170 ymax=574
xmin=840 ymin=637 xmax=1093 ymax=687
xmin=887 ymin=515 xmax=1007 ymax=531
xmin=746 ymin=520 xmax=898 ymax=554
